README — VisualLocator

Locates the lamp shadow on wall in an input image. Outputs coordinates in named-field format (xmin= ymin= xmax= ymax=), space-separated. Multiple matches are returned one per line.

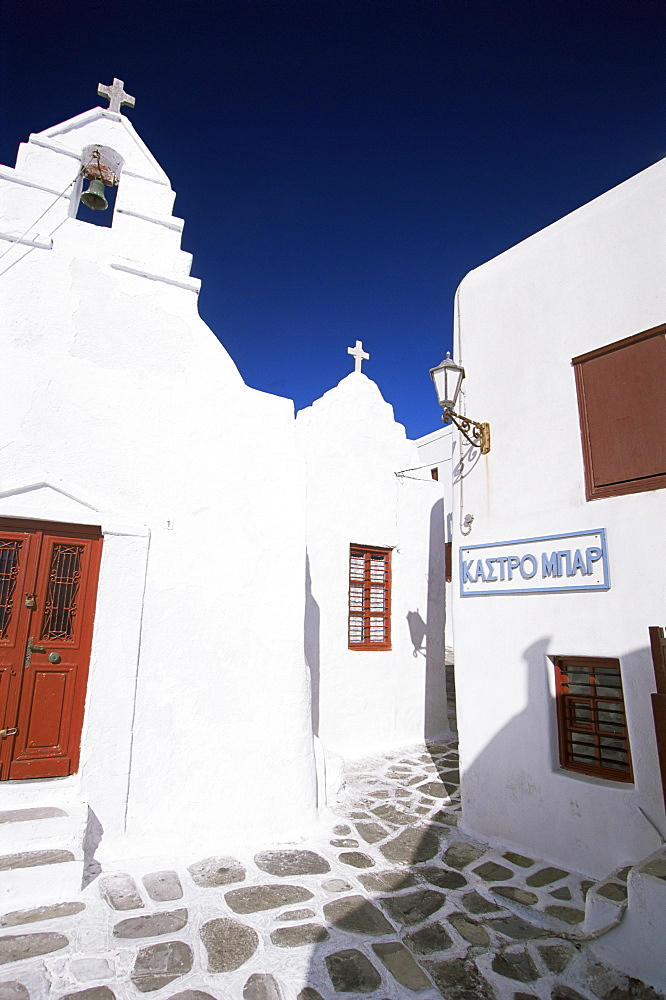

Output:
xmin=406 ymin=610 xmax=426 ymax=657
xmin=452 ymin=439 xmax=481 ymax=484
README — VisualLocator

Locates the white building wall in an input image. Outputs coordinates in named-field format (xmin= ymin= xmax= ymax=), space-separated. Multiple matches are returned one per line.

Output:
xmin=0 ymin=107 xmax=317 ymax=857
xmin=414 ymin=426 xmax=453 ymax=483
xmin=296 ymin=372 xmax=449 ymax=762
xmin=415 ymin=426 xmax=454 ymax=667
xmin=452 ymin=157 xmax=666 ymax=879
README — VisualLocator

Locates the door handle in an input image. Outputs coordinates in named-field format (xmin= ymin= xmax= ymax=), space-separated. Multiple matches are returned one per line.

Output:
xmin=32 ymin=646 xmax=61 ymax=663
xmin=23 ymin=638 xmax=61 ymax=667
xmin=0 ymin=728 xmax=18 ymax=739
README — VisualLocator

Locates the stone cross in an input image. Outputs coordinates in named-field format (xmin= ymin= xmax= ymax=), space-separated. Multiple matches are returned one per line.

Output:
xmin=98 ymin=78 xmax=135 ymax=114
xmin=348 ymin=340 xmax=370 ymax=373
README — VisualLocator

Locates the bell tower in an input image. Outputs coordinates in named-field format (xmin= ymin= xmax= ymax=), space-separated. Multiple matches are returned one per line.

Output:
xmin=0 ymin=78 xmax=199 ymax=293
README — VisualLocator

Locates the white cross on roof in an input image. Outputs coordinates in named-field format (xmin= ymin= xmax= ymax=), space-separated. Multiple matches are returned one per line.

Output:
xmin=98 ymin=78 xmax=135 ymax=114
xmin=348 ymin=340 xmax=370 ymax=373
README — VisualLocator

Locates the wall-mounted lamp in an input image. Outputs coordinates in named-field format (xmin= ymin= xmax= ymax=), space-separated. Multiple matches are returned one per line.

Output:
xmin=430 ymin=353 xmax=490 ymax=454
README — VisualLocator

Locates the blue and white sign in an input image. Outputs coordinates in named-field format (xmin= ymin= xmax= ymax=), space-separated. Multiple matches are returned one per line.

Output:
xmin=460 ymin=529 xmax=609 ymax=597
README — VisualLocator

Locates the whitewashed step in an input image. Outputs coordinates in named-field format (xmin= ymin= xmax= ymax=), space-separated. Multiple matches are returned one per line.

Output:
xmin=0 ymin=801 xmax=87 ymax=910
xmin=582 ymin=865 xmax=628 ymax=935
xmin=0 ymin=774 xmax=79 ymax=812
xmin=0 ymin=852 xmax=82 ymax=910
xmin=0 ymin=805 xmax=86 ymax=855
xmin=591 ymin=846 xmax=666 ymax=994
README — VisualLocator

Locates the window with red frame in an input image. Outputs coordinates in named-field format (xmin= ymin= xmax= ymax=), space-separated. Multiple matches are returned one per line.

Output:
xmin=348 ymin=545 xmax=391 ymax=650
xmin=551 ymin=655 xmax=632 ymax=781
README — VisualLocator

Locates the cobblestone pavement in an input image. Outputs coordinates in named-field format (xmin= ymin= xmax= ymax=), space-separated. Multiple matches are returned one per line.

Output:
xmin=0 ymin=740 xmax=663 ymax=1000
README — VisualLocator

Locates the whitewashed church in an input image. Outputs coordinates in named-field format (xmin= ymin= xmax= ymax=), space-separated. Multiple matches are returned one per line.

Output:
xmin=0 ymin=82 xmax=452 ymax=867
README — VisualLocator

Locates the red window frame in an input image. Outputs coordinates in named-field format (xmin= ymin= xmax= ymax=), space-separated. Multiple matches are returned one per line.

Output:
xmin=551 ymin=655 xmax=633 ymax=782
xmin=573 ymin=324 xmax=666 ymax=500
xmin=348 ymin=545 xmax=391 ymax=651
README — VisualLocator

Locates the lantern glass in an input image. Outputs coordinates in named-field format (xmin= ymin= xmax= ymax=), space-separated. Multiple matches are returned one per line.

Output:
xmin=430 ymin=353 xmax=465 ymax=410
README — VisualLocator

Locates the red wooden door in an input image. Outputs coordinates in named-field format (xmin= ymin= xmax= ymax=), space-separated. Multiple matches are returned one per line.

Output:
xmin=0 ymin=519 xmax=102 ymax=780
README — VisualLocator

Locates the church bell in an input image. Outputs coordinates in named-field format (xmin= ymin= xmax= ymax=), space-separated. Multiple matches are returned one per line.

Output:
xmin=80 ymin=178 xmax=108 ymax=211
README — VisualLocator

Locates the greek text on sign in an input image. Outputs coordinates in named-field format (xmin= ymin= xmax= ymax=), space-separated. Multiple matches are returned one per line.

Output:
xmin=459 ymin=529 xmax=609 ymax=597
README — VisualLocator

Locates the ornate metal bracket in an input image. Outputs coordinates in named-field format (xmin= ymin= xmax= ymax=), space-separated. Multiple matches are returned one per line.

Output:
xmin=442 ymin=408 xmax=491 ymax=454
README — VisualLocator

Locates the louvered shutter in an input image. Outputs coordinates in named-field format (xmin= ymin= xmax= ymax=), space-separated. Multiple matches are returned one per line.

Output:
xmin=348 ymin=546 xmax=391 ymax=650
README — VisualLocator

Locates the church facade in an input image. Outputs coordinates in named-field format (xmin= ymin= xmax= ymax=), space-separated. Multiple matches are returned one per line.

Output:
xmin=0 ymin=87 xmax=451 ymax=877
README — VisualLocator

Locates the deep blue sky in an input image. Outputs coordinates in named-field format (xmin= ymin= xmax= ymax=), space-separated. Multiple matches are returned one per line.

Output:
xmin=2 ymin=1 xmax=664 ymax=438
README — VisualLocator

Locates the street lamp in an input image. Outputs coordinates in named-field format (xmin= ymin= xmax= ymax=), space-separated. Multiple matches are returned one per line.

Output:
xmin=429 ymin=353 xmax=490 ymax=454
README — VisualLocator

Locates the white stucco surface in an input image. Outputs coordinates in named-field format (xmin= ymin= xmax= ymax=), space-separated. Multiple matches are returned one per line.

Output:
xmin=413 ymin=426 xmax=453 ymax=480
xmin=451 ymin=157 xmax=666 ymax=879
xmin=0 ymin=107 xmax=317 ymax=856
xmin=296 ymin=373 xmax=450 ymax=761
xmin=415 ymin=426 xmax=454 ymax=665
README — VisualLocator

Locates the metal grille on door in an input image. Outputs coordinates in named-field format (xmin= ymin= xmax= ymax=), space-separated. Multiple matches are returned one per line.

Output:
xmin=41 ymin=544 xmax=84 ymax=642
xmin=0 ymin=541 xmax=22 ymax=639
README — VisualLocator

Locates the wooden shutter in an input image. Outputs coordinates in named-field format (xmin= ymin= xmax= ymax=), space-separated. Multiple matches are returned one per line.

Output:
xmin=573 ymin=325 xmax=666 ymax=499
xmin=348 ymin=546 xmax=391 ymax=650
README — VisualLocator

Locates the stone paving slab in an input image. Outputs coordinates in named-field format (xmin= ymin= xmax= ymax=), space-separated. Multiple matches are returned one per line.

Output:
xmin=0 ymin=739 xmax=663 ymax=1000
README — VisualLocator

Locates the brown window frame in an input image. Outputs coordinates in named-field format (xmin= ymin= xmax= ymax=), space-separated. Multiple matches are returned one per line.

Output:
xmin=551 ymin=655 xmax=633 ymax=782
xmin=444 ymin=541 xmax=452 ymax=583
xmin=573 ymin=324 xmax=666 ymax=500
xmin=348 ymin=545 xmax=392 ymax=651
